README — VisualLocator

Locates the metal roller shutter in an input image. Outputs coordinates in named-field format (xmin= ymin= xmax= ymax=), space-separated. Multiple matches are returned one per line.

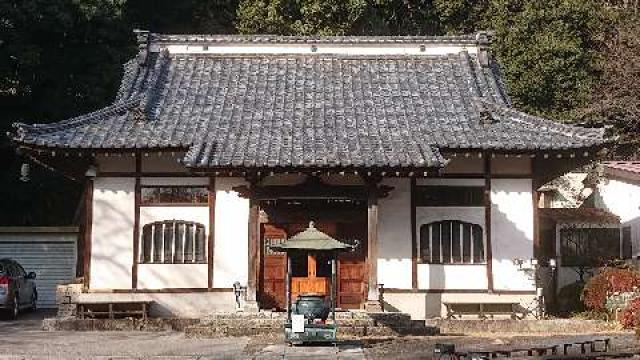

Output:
xmin=0 ymin=228 xmax=78 ymax=308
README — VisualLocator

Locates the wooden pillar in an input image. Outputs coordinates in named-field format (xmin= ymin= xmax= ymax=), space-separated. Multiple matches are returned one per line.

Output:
xmin=366 ymin=181 xmax=381 ymax=310
xmin=484 ymin=153 xmax=494 ymax=292
xmin=82 ymin=178 xmax=94 ymax=290
xmin=132 ymin=153 xmax=141 ymax=290
xmin=410 ymin=177 xmax=418 ymax=290
xmin=246 ymin=197 xmax=260 ymax=309
xmin=207 ymin=177 xmax=216 ymax=290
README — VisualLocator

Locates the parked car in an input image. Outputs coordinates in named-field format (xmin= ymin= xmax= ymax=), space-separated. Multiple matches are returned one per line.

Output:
xmin=0 ymin=258 xmax=37 ymax=319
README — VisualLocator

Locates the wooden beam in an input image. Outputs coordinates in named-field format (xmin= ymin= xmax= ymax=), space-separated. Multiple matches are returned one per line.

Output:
xmin=410 ymin=177 xmax=418 ymax=290
xmin=208 ymin=177 xmax=216 ymax=290
xmin=82 ymin=179 xmax=94 ymax=290
xmin=246 ymin=197 xmax=260 ymax=305
xmin=366 ymin=182 xmax=380 ymax=304
xmin=532 ymin=187 xmax=541 ymax=259
xmin=132 ymin=153 xmax=141 ymax=290
xmin=484 ymin=153 xmax=494 ymax=292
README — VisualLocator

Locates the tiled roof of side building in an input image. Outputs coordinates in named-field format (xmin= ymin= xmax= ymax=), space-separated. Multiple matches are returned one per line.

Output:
xmin=10 ymin=33 xmax=607 ymax=170
xmin=603 ymin=161 xmax=640 ymax=180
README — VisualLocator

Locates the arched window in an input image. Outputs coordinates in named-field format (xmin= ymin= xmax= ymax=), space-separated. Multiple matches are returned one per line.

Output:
xmin=140 ymin=220 xmax=206 ymax=264
xmin=419 ymin=220 xmax=484 ymax=264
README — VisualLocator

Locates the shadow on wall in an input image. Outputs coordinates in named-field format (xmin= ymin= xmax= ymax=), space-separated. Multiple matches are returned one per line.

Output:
xmin=490 ymin=185 xmax=535 ymax=292
xmin=91 ymin=194 xmax=135 ymax=289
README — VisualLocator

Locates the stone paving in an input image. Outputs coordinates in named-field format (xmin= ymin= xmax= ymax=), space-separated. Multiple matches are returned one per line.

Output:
xmin=0 ymin=311 xmax=363 ymax=359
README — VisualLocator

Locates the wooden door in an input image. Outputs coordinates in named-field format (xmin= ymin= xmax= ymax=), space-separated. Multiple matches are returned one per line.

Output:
xmin=338 ymin=260 xmax=366 ymax=309
xmin=260 ymin=225 xmax=287 ymax=310
xmin=337 ymin=222 xmax=367 ymax=309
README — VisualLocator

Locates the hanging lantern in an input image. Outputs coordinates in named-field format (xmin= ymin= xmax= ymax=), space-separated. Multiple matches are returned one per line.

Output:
xmin=20 ymin=163 xmax=30 ymax=182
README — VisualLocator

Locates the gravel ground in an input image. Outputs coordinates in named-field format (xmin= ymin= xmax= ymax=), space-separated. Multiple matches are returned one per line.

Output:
xmin=0 ymin=311 xmax=638 ymax=359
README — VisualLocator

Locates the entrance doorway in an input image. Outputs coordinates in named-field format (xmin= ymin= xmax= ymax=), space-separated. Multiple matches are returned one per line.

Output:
xmin=259 ymin=199 xmax=367 ymax=310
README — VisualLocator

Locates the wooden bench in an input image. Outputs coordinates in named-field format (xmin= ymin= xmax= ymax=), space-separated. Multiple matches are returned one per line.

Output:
xmin=443 ymin=301 xmax=521 ymax=319
xmin=76 ymin=299 xmax=152 ymax=320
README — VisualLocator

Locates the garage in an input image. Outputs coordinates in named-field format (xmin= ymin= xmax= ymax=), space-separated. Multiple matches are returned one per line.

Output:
xmin=0 ymin=227 xmax=78 ymax=308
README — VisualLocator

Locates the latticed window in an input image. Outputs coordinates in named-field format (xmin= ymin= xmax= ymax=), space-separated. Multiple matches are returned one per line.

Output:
xmin=419 ymin=220 xmax=485 ymax=264
xmin=140 ymin=220 xmax=206 ymax=264
xmin=560 ymin=227 xmax=620 ymax=266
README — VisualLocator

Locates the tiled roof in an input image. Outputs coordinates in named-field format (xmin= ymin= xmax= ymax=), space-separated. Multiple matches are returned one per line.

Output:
xmin=10 ymin=35 xmax=607 ymax=170
xmin=539 ymin=208 xmax=620 ymax=224
xmin=603 ymin=161 xmax=640 ymax=180
xmin=150 ymin=33 xmax=487 ymax=45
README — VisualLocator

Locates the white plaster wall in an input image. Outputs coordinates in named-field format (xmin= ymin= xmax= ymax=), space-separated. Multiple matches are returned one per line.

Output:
xmin=377 ymin=178 xmax=412 ymax=289
xmin=415 ymin=206 xmax=486 ymax=290
xmin=138 ymin=206 xmax=210 ymax=289
xmin=90 ymin=177 xmax=135 ymax=289
xmin=491 ymin=179 xmax=535 ymax=291
xmin=417 ymin=265 xmax=488 ymax=290
xmin=137 ymin=264 xmax=208 ymax=289
xmin=79 ymin=292 xmax=236 ymax=317
xmin=597 ymin=179 xmax=640 ymax=257
xmin=214 ymin=177 xmax=250 ymax=288
xmin=166 ymin=43 xmax=478 ymax=56
xmin=383 ymin=292 xmax=537 ymax=319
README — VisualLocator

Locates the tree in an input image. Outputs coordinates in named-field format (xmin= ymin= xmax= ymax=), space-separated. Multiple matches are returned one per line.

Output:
xmin=577 ymin=13 xmax=640 ymax=158
xmin=484 ymin=0 xmax=613 ymax=121
xmin=237 ymin=0 xmax=369 ymax=35
xmin=0 ymin=0 xmax=134 ymax=225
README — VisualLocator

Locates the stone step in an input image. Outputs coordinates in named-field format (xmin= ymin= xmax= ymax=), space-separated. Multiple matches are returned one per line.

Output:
xmin=186 ymin=311 xmax=432 ymax=339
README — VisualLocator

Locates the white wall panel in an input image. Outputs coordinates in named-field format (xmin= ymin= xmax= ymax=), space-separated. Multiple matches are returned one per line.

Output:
xmin=491 ymin=179 xmax=535 ymax=291
xmin=214 ymin=177 xmax=250 ymax=288
xmin=377 ymin=178 xmax=412 ymax=289
xmin=90 ymin=177 xmax=135 ymax=289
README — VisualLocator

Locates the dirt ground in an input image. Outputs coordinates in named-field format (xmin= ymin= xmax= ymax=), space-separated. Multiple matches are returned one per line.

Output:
xmin=360 ymin=333 xmax=640 ymax=359
xmin=1 ymin=311 xmax=638 ymax=359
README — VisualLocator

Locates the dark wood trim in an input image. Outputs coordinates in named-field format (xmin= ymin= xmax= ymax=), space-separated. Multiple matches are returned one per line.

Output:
xmin=82 ymin=179 xmax=94 ymax=290
xmin=410 ymin=177 xmax=418 ymax=290
xmin=366 ymin=179 xmax=380 ymax=301
xmin=416 ymin=261 xmax=489 ymax=266
xmin=132 ymin=153 xmax=141 ymax=290
xmin=98 ymin=171 xmax=534 ymax=180
xmin=98 ymin=172 xmax=207 ymax=177
xmin=435 ymin=173 xmax=532 ymax=179
xmin=383 ymin=288 xmax=537 ymax=295
xmin=138 ymin=203 xmax=209 ymax=207
xmin=532 ymin=186 xmax=541 ymax=259
xmin=208 ymin=177 xmax=216 ymax=290
xmin=93 ymin=288 xmax=233 ymax=294
xmin=247 ymin=197 xmax=260 ymax=303
xmin=139 ymin=184 xmax=209 ymax=188
xmin=484 ymin=154 xmax=494 ymax=292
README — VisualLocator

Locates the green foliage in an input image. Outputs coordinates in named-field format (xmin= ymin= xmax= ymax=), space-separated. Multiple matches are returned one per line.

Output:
xmin=125 ymin=0 xmax=238 ymax=34
xmin=484 ymin=0 xmax=613 ymax=121
xmin=0 ymin=0 xmax=638 ymax=225
xmin=0 ymin=0 xmax=135 ymax=225
xmin=577 ymin=13 xmax=640 ymax=159
xmin=557 ymin=282 xmax=586 ymax=315
xmin=237 ymin=0 xmax=369 ymax=35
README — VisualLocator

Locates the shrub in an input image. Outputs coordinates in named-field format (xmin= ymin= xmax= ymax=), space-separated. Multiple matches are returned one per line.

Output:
xmin=557 ymin=282 xmax=586 ymax=314
xmin=582 ymin=267 xmax=640 ymax=311
xmin=620 ymin=298 xmax=640 ymax=329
